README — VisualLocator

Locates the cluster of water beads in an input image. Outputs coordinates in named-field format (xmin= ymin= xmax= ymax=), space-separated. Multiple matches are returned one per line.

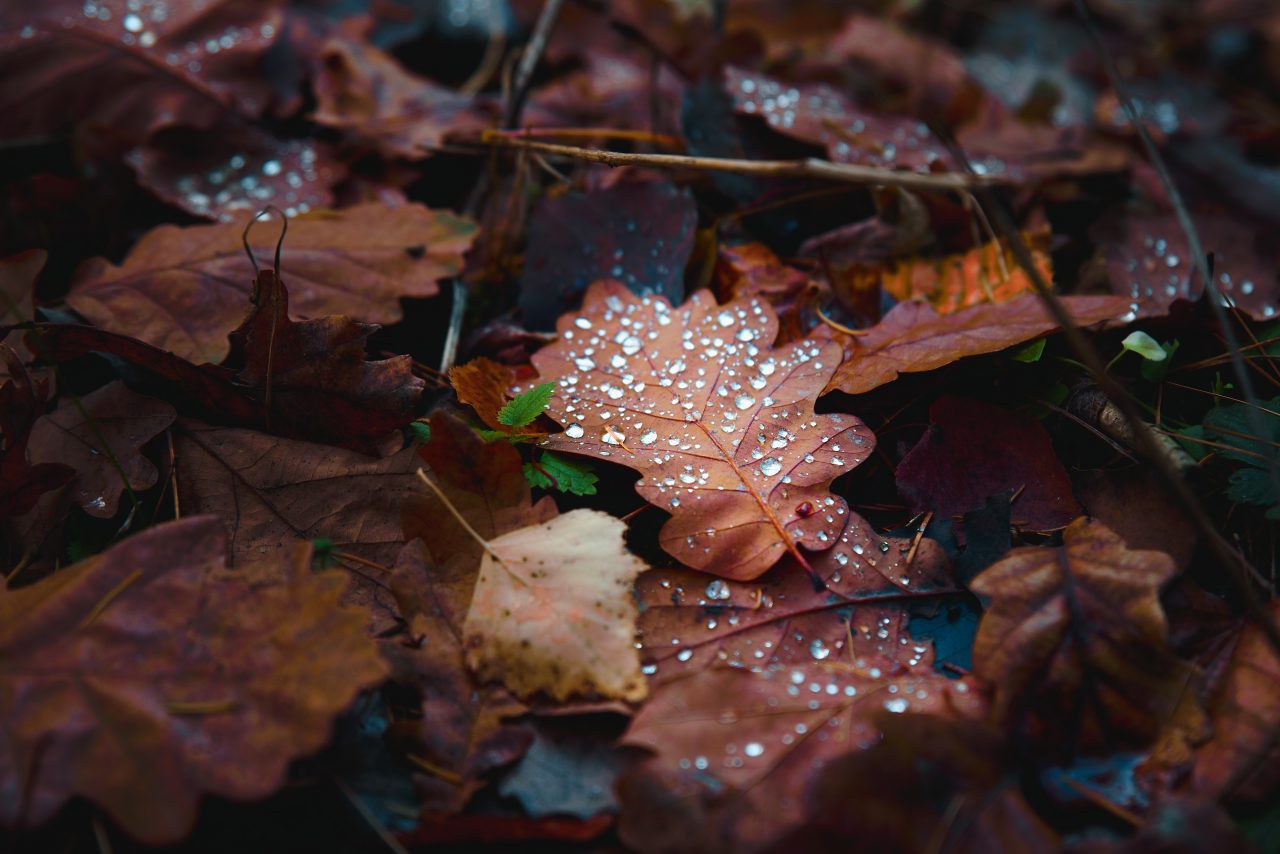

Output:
xmin=530 ymin=288 xmax=873 ymax=571
xmin=161 ymin=140 xmax=332 ymax=221
xmin=1110 ymin=220 xmax=1276 ymax=321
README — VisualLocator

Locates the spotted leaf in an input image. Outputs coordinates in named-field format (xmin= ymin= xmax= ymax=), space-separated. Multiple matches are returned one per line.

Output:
xmin=527 ymin=280 xmax=874 ymax=581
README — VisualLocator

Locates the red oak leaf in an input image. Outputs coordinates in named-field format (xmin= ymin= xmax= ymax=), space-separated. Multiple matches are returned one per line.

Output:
xmin=528 ymin=280 xmax=875 ymax=581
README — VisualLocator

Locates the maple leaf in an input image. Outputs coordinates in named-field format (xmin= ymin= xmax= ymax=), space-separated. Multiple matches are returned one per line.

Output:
xmin=969 ymin=517 xmax=1209 ymax=750
xmin=222 ymin=267 xmax=425 ymax=447
xmin=1192 ymin=602 xmax=1280 ymax=802
xmin=529 ymin=280 xmax=874 ymax=581
xmin=0 ymin=1 xmax=290 ymax=148
xmin=0 ymin=516 xmax=387 ymax=844
xmin=67 ymin=203 xmax=476 ymax=364
xmin=896 ymin=396 xmax=1080 ymax=531
xmin=619 ymin=612 xmax=984 ymax=852
xmin=822 ymin=294 xmax=1130 ymax=395
xmin=0 ymin=249 xmax=45 ymax=383
xmin=457 ymin=504 xmax=649 ymax=702
xmin=519 ymin=178 xmax=697 ymax=329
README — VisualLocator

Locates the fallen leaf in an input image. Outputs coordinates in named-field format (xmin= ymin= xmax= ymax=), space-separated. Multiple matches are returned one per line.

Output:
xmin=1192 ymin=603 xmax=1280 ymax=802
xmin=27 ymin=380 xmax=175 ymax=519
xmin=1076 ymin=467 xmax=1198 ymax=573
xmin=823 ymin=294 xmax=1129 ymax=395
xmin=636 ymin=512 xmax=954 ymax=685
xmin=222 ymin=267 xmax=425 ymax=448
xmin=518 ymin=178 xmax=697 ymax=329
xmin=618 ymin=625 xmax=984 ymax=852
xmin=0 ymin=515 xmax=387 ymax=844
xmin=381 ymin=543 xmax=531 ymax=814
xmin=173 ymin=420 xmax=421 ymax=632
xmin=781 ymin=713 xmax=1059 ymax=854
xmin=0 ymin=357 xmax=74 ymax=521
xmin=127 ymin=121 xmax=345 ymax=222
xmin=0 ymin=249 xmax=45 ymax=382
xmin=311 ymin=35 xmax=497 ymax=159
xmin=450 ymin=356 xmax=519 ymax=432
xmin=497 ymin=715 xmax=630 ymax=820
xmin=969 ymin=517 xmax=1208 ymax=750
xmin=463 ymin=508 xmax=649 ymax=702
xmin=714 ymin=242 xmax=818 ymax=345
xmin=895 ymin=395 xmax=1080 ymax=531
xmin=879 ymin=234 xmax=1053 ymax=314
xmin=0 ymin=0 xmax=290 ymax=147
xmin=530 ymin=280 xmax=874 ymax=581
xmin=67 ymin=203 xmax=477 ymax=364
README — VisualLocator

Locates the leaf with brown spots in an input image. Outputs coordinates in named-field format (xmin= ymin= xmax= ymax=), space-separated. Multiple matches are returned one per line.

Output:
xmin=528 ymin=280 xmax=874 ymax=581
xmin=0 ymin=516 xmax=387 ymax=844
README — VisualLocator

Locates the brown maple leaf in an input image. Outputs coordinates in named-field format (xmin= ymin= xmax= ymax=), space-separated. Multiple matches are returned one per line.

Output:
xmin=67 ymin=203 xmax=476 ymax=364
xmin=970 ymin=517 xmax=1209 ymax=751
xmin=822 ymin=293 xmax=1129 ymax=395
xmin=528 ymin=280 xmax=874 ymax=581
xmin=0 ymin=515 xmax=387 ymax=844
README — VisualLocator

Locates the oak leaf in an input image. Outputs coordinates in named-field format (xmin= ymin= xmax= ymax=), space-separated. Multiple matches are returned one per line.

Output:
xmin=823 ymin=294 xmax=1129 ymax=394
xmin=969 ymin=517 xmax=1209 ymax=750
xmin=529 ymin=280 xmax=874 ymax=581
xmin=67 ymin=203 xmax=476 ymax=363
xmin=463 ymin=508 xmax=649 ymax=702
xmin=0 ymin=516 xmax=387 ymax=843
xmin=896 ymin=395 xmax=1080 ymax=531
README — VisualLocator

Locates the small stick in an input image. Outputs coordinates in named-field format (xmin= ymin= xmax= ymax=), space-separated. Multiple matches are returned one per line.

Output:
xmin=504 ymin=0 xmax=565 ymax=128
xmin=439 ymin=279 xmax=467 ymax=374
xmin=470 ymin=134 xmax=993 ymax=194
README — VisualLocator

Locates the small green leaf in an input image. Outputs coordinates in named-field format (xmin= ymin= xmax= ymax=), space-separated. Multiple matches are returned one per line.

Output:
xmin=311 ymin=537 xmax=336 ymax=568
xmin=498 ymin=382 xmax=556 ymax=427
xmin=409 ymin=421 xmax=431 ymax=443
xmin=1121 ymin=330 xmax=1167 ymax=362
xmin=1140 ymin=338 xmax=1179 ymax=382
xmin=1011 ymin=338 xmax=1046 ymax=363
xmin=524 ymin=451 xmax=598 ymax=496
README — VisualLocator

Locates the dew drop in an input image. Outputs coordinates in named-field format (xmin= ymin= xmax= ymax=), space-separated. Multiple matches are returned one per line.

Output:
xmin=676 ymin=648 xmax=693 ymax=662
xmin=705 ymin=579 xmax=731 ymax=600
xmin=809 ymin=639 xmax=830 ymax=660
xmin=734 ymin=393 xmax=755 ymax=411
xmin=640 ymin=429 xmax=658 ymax=445
xmin=717 ymin=311 xmax=736 ymax=327
xmin=565 ymin=423 xmax=584 ymax=439
xmin=884 ymin=697 xmax=909 ymax=714
xmin=759 ymin=457 xmax=782 ymax=477
xmin=744 ymin=742 xmax=764 ymax=757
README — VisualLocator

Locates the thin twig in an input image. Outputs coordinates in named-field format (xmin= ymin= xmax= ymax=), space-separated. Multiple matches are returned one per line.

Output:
xmin=503 ymin=0 xmax=565 ymax=128
xmin=414 ymin=469 xmax=498 ymax=559
xmin=469 ymin=135 xmax=994 ymax=193
xmin=439 ymin=279 xmax=467 ymax=374
xmin=1072 ymin=0 xmax=1280 ymax=506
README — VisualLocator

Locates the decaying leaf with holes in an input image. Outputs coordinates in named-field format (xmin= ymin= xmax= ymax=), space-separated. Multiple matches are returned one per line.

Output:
xmin=526 ymin=280 xmax=873 ymax=581
xmin=461 ymin=507 xmax=649 ymax=702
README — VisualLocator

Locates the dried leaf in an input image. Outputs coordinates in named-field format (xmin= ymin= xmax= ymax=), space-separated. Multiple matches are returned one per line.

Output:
xmin=27 ymin=380 xmax=175 ymax=519
xmin=518 ymin=178 xmax=697 ymax=329
xmin=0 ymin=249 xmax=44 ymax=382
xmin=1193 ymin=603 xmax=1280 ymax=802
xmin=311 ymin=35 xmax=497 ymax=159
xmin=0 ymin=1 xmax=290 ymax=147
xmin=0 ymin=358 xmax=74 ymax=521
xmin=451 ymin=356 xmax=518 ymax=432
xmin=464 ymin=508 xmax=649 ymax=702
xmin=223 ymin=268 xmax=424 ymax=448
xmin=714 ymin=242 xmax=817 ymax=345
xmin=895 ymin=395 xmax=1080 ymax=531
xmin=879 ymin=234 xmax=1052 ymax=314
xmin=969 ymin=517 xmax=1208 ymax=749
xmin=530 ymin=281 xmax=874 ymax=581
xmin=0 ymin=516 xmax=387 ymax=843
xmin=67 ymin=203 xmax=477 ymax=364
xmin=823 ymin=294 xmax=1129 ymax=395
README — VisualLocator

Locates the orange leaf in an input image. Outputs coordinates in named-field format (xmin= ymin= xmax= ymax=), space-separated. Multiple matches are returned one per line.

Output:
xmin=451 ymin=356 xmax=519 ymax=433
xmin=529 ymin=280 xmax=874 ymax=581
xmin=880 ymin=233 xmax=1053 ymax=314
